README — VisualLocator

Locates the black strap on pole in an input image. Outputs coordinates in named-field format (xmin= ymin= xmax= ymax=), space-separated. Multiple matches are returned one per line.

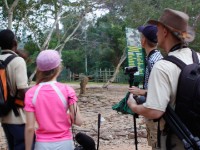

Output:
xmin=133 ymin=115 xmax=138 ymax=150
xmin=97 ymin=113 xmax=101 ymax=150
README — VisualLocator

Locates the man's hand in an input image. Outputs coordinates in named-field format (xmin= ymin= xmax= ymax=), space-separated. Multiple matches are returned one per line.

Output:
xmin=129 ymin=86 xmax=147 ymax=96
xmin=127 ymin=93 xmax=137 ymax=111
xmin=127 ymin=93 xmax=164 ymax=119
xmin=129 ymin=86 xmax=141 ymax=96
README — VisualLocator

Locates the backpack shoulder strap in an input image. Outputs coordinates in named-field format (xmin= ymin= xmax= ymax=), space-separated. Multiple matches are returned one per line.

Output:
xmin=191 ymin=49 xmax=199 ymax=64
xmin=0 ymin=54 xmax=18 ymax=116
xmin=164 ymin=55 xmax=186 ymax=70
xmin=2 ymin=55 xmax=17 ymax=67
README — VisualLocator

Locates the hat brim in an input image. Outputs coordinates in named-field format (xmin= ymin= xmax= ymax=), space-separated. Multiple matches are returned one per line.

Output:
xmin=148 ymin=20 xmax=159 ymax=25
xmin=137 ymin=26 xmax=145 ymax=32
xmin=148 ymin=19 xmax=195 ymax=43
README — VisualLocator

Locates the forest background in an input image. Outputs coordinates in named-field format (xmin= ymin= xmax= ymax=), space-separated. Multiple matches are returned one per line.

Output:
xmin=1 ymin=0 xmax=200 ymax=83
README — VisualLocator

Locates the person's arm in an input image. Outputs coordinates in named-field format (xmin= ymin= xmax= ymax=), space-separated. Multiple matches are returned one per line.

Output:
xmin=17 ymin=88 xmax=29 ymax=100
xmin=14 ymin=57 xmax=29 ymax=99
xmin=25 ymin=111 xmax=35 ymax=150
xmin=69 ymin=103 xmax=83 ymax=126
xmin=129 ymin=86 xmax=147 ymax=96
xmin=127 ymin=95 xmax=164 ymax=119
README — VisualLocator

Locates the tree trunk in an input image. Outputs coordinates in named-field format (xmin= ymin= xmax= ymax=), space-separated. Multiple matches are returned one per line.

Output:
xmin=102 ymin=48 xmax=127 ymax=88
xmin=8 ymin=12 xmax=13 ymax=30
xmin=58 ymin=17 xmax=84 ymax=53
xmin=28 ymin=69 xmax=36 ymax=85
xmin=4 ymin=0 xmax=20 ymax=29
xmin=28 ymin=7 xmax=84 ymax=83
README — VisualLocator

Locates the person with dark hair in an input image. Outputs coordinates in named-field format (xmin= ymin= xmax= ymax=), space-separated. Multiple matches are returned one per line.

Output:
xmin=0 ymin=29 xmax=29 ymax=150
xmin=127 ymin=8 xmax=199 ymax=149
xmin=128 ymin=25 xmax=163 ymax=149
xmin=24 ymin=50 xmax=83 ymax=150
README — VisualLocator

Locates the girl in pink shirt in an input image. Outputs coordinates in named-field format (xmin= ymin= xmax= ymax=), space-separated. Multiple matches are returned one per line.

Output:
xmin=24 ymin=50 xmax=83 ymax=150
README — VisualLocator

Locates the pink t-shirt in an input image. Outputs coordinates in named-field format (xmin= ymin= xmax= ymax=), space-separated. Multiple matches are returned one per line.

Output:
xmin=24 ymin=81 xmax=77 ymax=142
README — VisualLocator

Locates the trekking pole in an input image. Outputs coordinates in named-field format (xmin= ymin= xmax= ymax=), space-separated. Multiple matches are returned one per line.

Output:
xmin=133 ymin=114 xmax=138 ymax=150
xmin=97 ymin=113 xmax=101 ymax=150
xmin=124 ymin=67 xmax=139 ymax=150
xmin=126 ymin=91 xmax=138 ymax=150
xmin=128 ymin=73 xmax=138 ymax=150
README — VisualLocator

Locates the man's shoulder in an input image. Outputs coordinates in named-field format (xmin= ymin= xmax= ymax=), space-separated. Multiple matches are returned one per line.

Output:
xmin=151 ymin=58 xmax=176 ymax=73
xmin=2 ymin=57 xmax=26 ymax=75
xmin=0 ymin=54 xmax=21 ymax=68
xmin=196 ymin=52 xmax=200 ymax=61
xmin=154 ymin=49 xmax=163 ymax=56
xmin=169 ymin=48 xmax=199 ymax=64
xmin=149 ymin=49 xmax=163 ymax=61
xmin=0 ymin=52 xmax=22 ymax=62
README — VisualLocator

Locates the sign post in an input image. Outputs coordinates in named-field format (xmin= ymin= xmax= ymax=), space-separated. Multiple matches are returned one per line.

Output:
xmin=125 ymin=27 xmax=146 ymax=150
xmin=125 ymin=27 xmax=145 ymax=85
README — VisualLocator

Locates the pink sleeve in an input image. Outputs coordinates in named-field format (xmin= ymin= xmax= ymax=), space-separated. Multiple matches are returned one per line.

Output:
xmin=24 ymin=88 xmax=35 ymax=112
xmin=66 ymin=85 xmax=78 ymax=105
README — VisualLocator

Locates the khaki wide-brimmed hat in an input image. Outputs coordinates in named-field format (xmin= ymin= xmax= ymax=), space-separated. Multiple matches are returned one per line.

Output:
xmin=148 ymin=8 xmax=195 ymax=42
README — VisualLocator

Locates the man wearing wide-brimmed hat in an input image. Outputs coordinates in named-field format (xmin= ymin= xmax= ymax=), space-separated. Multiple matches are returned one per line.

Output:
xmin=127 ymin=8 xmax=199 ymax=149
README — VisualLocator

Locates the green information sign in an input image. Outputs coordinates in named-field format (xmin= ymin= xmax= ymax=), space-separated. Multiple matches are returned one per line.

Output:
xmin=125 ymin=27 xmax=145 ymax=84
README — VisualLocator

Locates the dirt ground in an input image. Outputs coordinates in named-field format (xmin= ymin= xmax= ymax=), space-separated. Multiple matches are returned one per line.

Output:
xmin=71 ymin=83 xmax=151 ymax=150
xmin=0 ymin=83 xmax=151 ymax=150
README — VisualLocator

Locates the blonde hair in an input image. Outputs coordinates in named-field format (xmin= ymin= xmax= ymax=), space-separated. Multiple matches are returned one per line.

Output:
xmin=36 ymin=65 xmax=62 ymax=84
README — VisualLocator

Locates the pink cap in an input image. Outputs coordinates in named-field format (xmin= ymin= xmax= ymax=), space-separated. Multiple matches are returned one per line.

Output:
xmin=36 ymin=50 xmax=62 ymax=71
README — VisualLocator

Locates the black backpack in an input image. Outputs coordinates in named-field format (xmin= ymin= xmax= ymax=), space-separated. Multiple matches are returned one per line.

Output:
xmin=0 ymin=54 xmax=19 ymax=117
xmin=164 ymin=49 xmax=200 ymax=138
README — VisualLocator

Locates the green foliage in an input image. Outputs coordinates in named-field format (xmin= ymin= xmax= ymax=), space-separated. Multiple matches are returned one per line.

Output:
xmin=2 ymin=0 xmax=200 ymax=80
xmin=86 ymin=13 xmax=126 ymax=72
xmin=62 ymin=50 xmax=85 ymax=74
xmin=24 ymin=41 xmax=40 ymax=77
